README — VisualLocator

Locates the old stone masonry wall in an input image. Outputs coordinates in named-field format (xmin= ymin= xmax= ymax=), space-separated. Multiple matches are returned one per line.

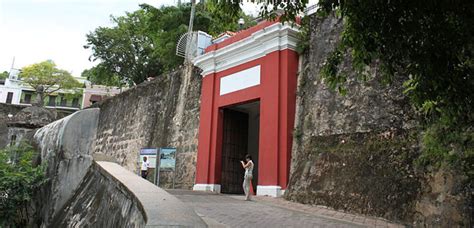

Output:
xmin=0 ymin=103 xmax=24 ymax=147
xmin=92 ymin=65 xmax=201 ymax=189
xmin=285 ymin=14 xmax=472 ymax=226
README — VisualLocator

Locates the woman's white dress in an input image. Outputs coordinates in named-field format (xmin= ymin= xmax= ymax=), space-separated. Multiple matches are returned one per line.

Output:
xmin=243 ymin=160 xmax=254 ymax=200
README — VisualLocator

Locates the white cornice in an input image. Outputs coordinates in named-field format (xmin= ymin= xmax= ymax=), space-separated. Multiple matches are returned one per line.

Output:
xmin=193 ymin=23 xmax=300 ymax=77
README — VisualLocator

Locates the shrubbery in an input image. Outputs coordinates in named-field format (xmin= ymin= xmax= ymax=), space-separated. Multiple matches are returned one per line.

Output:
xmin=0 ymin=143 xmax=46 ymax=227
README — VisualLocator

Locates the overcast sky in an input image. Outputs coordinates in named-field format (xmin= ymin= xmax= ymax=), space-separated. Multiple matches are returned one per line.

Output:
xmin=0 ymin=0 xmax=317 ymax=76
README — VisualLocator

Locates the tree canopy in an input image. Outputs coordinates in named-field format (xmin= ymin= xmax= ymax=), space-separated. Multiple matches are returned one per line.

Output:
xmin=0 ymin=71 xmax=8 ymax=79
xmin=210 ymin=0 xmax=308 ymax=22
xmin=84 ymin=3 xmax=253 ymax=86
xmin=20 ymin=61 xmax=82 ymax=106
xmin=81 ymin=63 xmax=122 ymax=87
xmin=85 ymin=8 xmax=160 ymax=85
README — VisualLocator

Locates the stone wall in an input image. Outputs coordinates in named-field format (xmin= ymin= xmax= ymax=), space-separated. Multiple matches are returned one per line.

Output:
xmin=0 ymin=103 xmax=24 ymax=147
xmin=32 ymin=108 xmax=205 ymax=227
xmin=0 ymin=103 xmax=74 ymax=148
xmin=285 ymin=14 xmax=472 ymax=226
xmin=92 ymin=65 xmax=201 ymax=189
xmin=33 ymin=108 xmax=99 ymax=227
xmin=49 ymin=162 xmax=146 ymax=227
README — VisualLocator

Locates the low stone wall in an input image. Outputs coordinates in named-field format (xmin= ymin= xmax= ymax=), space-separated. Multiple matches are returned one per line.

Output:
xmin=0 ymin=103 xmax=24 ymax=147
xmin=49 ymin=162 xmax=146 ymax=227
xmin=285 ymin=14 xmax=472 ymax=226
xmin=0 ymin=103 xmax=23 ymax=118
xmin=51 ymin=161 xmax=206 ymax=227
xmin=0 ymin=103 xmax=75 ymax=148
xmin=92 ymin=65 xmax=202 ymax=189
xmin=95 ymin=162 xmax=206 ymax=227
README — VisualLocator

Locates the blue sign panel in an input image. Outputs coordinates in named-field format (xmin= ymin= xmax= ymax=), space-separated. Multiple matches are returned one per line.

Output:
xmin=159 ymin=148 xmax=176 ymax=170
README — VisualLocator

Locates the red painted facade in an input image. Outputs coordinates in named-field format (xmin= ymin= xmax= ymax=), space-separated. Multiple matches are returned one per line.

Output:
xmin=194 ymin=21 xmax=299 ymax=195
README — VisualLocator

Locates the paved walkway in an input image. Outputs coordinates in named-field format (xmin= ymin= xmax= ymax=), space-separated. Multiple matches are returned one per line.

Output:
xmin=166 ymin=190 xmax=404 ymax=228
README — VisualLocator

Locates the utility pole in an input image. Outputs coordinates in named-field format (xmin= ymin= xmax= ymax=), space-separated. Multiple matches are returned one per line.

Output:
xmin=184 ymin=0 xmax=196 ymax=64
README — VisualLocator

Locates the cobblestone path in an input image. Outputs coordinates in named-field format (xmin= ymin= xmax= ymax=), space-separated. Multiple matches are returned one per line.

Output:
xmin=167 ymin=190 xmax=404 ymax=228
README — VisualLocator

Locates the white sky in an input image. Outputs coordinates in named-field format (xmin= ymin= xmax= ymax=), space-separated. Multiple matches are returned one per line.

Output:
xmin=0 ymin=0 xmax=317 ymax=77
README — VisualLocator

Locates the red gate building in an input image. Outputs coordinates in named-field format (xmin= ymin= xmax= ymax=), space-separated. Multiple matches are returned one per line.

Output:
xmin=192 ymin=20 xmax=300 ymax=197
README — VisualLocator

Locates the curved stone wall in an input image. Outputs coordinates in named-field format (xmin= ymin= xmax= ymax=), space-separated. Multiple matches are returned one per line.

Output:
xmin=50 ymin=161 xmax=146 ymax=227
xmin=34 ymin=108 xmax=99 ymax=225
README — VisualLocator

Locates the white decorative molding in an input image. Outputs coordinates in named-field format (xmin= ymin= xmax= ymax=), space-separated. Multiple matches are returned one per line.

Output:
xmin=193 ymin=23 xmax=300 ymax=77
xmin=220 ymin=65 xmax=261 ymax=95
xmin=193 ymin=184 xmax=221 ymax=193
xmin=256 ymin=185 xmax=283 ymax=197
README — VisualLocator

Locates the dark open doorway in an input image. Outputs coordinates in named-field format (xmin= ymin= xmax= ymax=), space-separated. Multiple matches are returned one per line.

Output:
xmin=220 ymin=101 xmax=260 ymax=194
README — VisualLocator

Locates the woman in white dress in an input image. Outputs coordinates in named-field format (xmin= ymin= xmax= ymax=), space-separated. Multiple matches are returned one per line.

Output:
xmin=240 ymin=154 xmax=254 ymax=201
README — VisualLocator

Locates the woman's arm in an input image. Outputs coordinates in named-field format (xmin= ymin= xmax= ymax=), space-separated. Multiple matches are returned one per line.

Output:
xmin=241 ymin=161 xmax=252 ymax=169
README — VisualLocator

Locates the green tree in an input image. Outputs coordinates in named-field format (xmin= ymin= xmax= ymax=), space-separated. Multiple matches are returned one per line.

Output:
xmin=0 ymin=143 xmax=46 ymax=227
xmin=85 ymin=3 xmax=253 ymax=85
xmin=210 ymin=0 xmax=308 ymax=22
xmin=85 ymin=8 xmax=161 ymax=86
xmin=81 ymin=64 xmax=122 ymax=87
xmin=0 ymin=71 xmax=8 ymax=79
xmin=145 ymin=3 xmax=211 ymax=73
xmin=19 ymin=61 xmax=82 ymax=107
xmin=204 ymin=1 xmax=255 ymax=36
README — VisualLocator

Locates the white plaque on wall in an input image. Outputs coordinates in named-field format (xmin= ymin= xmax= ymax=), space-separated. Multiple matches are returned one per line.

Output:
xmin=220 ymin=65 xmax=261 ymax=96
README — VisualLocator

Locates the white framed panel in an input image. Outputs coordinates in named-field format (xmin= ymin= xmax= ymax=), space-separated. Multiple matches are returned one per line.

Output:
xmin=219 ymin=65 xmax=260 ymax=96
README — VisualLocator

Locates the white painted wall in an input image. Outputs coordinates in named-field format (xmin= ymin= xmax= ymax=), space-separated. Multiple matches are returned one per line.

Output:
xmin=0 ymin=79 xmax=22 ymax=104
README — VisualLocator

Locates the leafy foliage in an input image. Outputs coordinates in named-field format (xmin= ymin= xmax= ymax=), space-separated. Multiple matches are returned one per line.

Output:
xmin=81 ymin=64 xmax=122 ymax=87
xmin=295 ymin=16 xmax=310 ymax=55
xmin=85 ymin=3 xmax=251 ymax=85
xmin=19 ymin=61 xmax=82 ymax=106
xmin=0 ymin=143 xmax=46 ymax=227
xmin=213 ymin=0 xmax=308 ymax=22
xmin=205 ymin=1 xmax=256 ymax=36
xmin=0 ymin=71 xmax=8 ymax=79
xmin=318 ymin=0 xmax=473 ymax=122
xmin=316 ymin=0 xmax=474 ymax=169
xmin=85 ymin=7 xmax=161 ymax=86
xmin=144 ymin=3 xmax=212 ymax=72
xmin=419 ymin=115 xmax=474 ymax=179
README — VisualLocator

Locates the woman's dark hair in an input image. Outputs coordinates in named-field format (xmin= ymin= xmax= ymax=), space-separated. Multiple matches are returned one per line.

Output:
xmin=245 ymin=154 xmax=252 ymax=160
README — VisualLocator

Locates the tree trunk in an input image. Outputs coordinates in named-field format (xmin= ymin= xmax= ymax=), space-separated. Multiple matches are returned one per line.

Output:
xmin=34 ymin=86 xmax=45 ymax=107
